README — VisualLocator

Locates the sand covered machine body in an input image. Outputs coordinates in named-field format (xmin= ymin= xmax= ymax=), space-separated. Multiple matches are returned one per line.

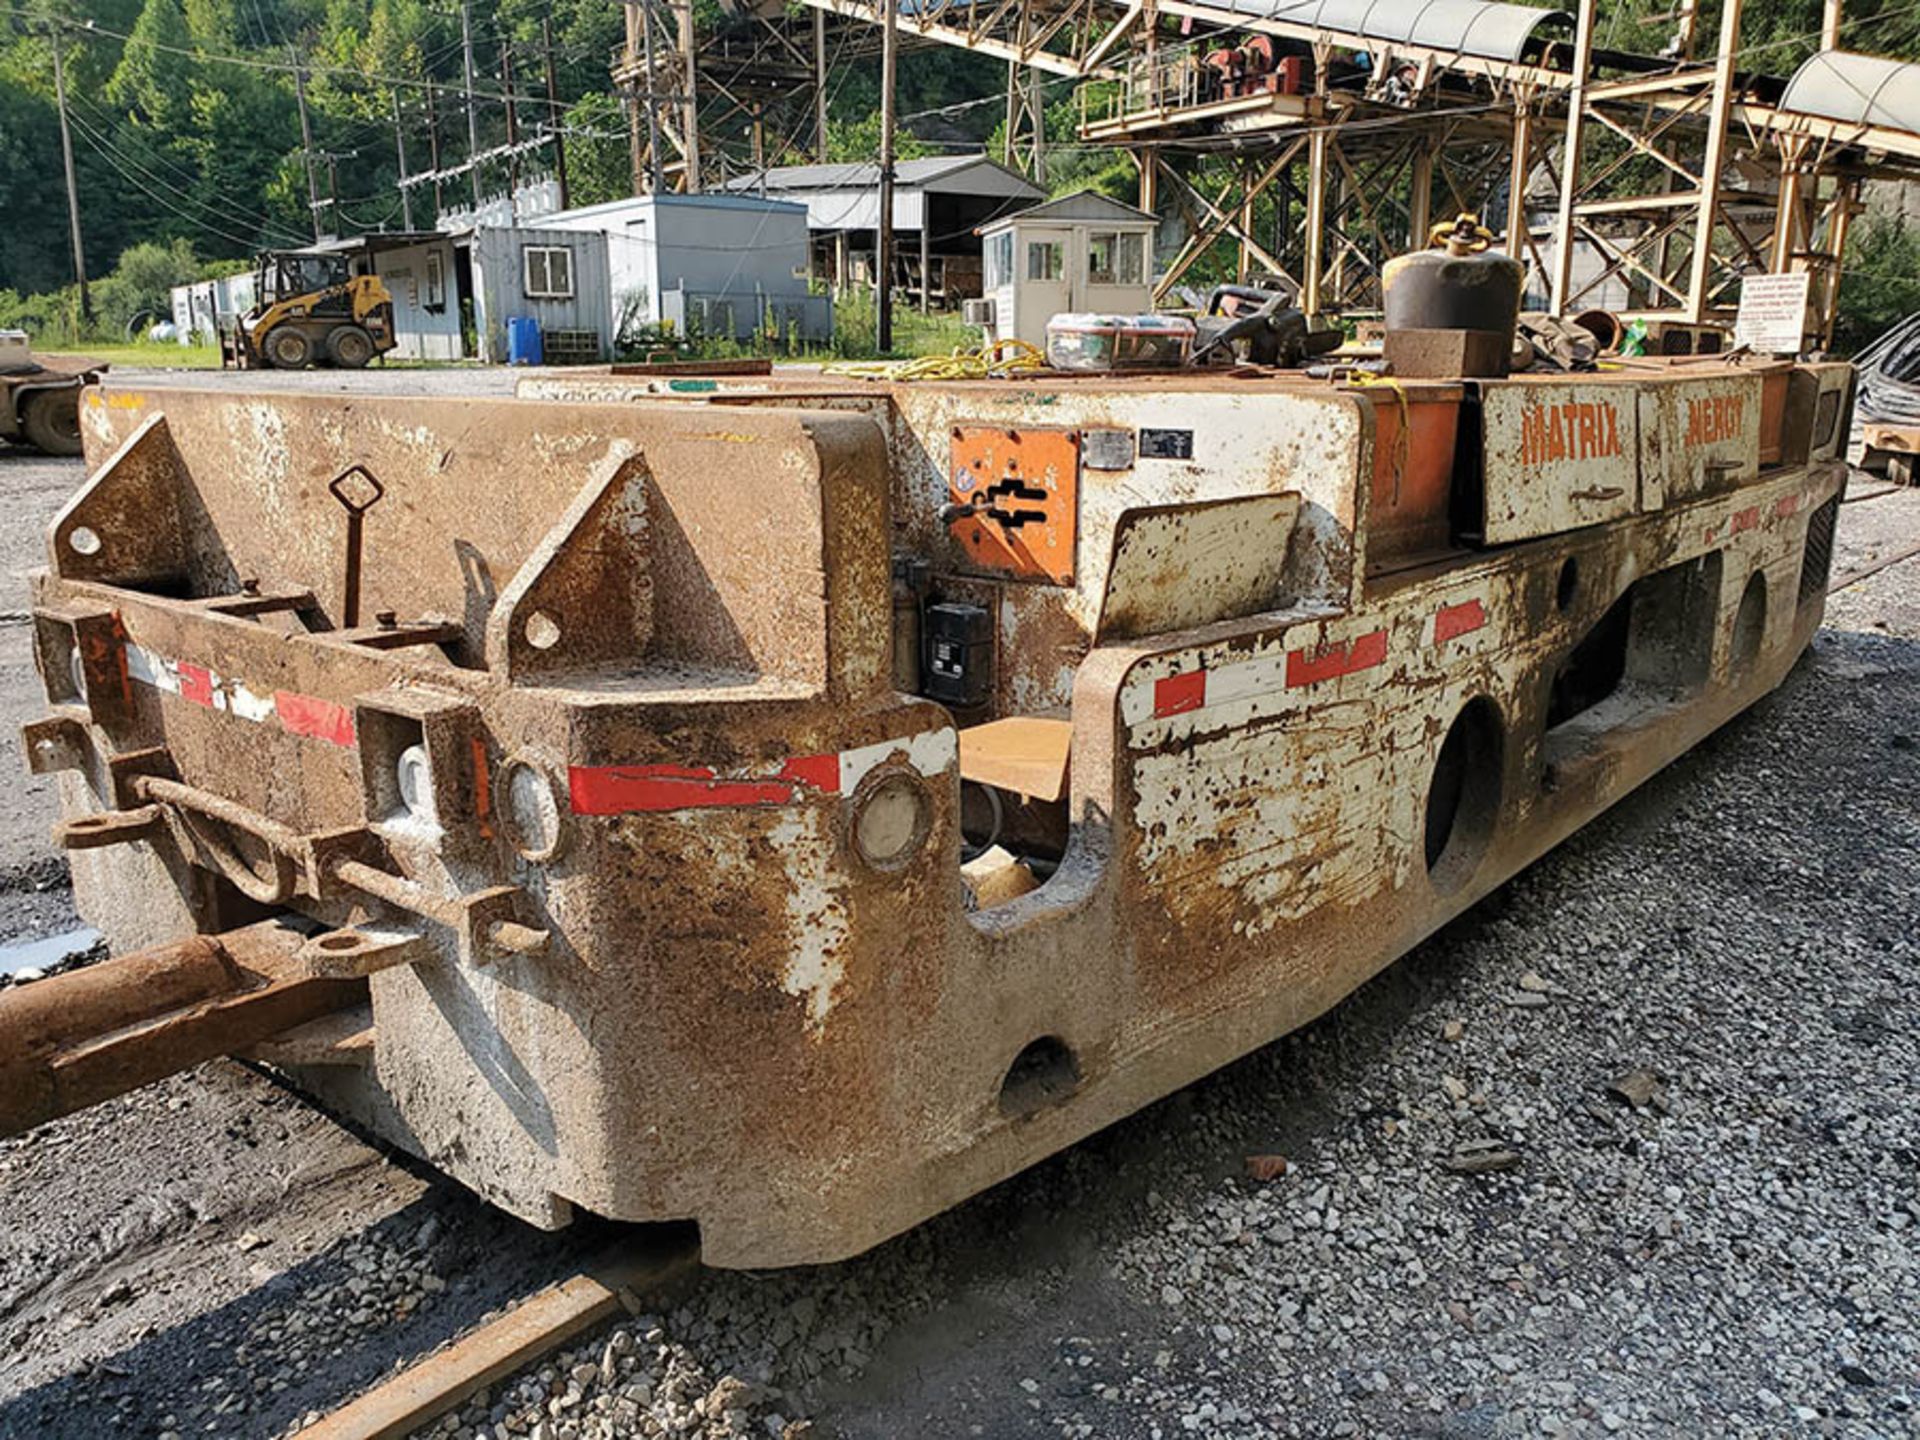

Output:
xmin=5 ymin=359 xmax=1850 ymax=1266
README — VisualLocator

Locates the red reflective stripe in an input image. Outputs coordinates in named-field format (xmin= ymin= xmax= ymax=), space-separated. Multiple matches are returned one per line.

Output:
xmin=1434 ymin=598 xmax=1486 ymax=645
xmin=1775 ymin=493 xmax=1800 ymax=518
xmin=778 ymin=752 xmax=842 ymax=793
xmin=1286 ymin=628 xmax=1388 ymax=687
xmin=177 ymin=662 xmax=214 ymax=708
xmin=1153 ymin=670 xmax=1207 ymax=718
xmin=1730 ymin=505 xmax=1760 ymax=534
xmin=273 ymin=690 xmax=357 ymax=747
xmin=568 ymin=764 xmax=800 ymax=816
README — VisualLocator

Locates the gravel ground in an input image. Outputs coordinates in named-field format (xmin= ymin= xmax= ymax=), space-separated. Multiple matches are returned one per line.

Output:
xmin=419 ymin=584 xmax=1920 ymax=1440
xmin=0 ymin=400 xmax=1916 ymax=1439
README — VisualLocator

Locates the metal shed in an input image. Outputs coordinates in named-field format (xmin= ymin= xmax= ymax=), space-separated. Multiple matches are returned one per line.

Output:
xmin=359 ymin=233 xmax=463 ymax=362
xmin=453 ymin=224 xmax=615 ymax=365
xmin=723 ymin=154 xmax=1045 ymax=308
xmin=292 ymin=232 xmax=468 ymax=362
xmin=535 ymin=192 xmax=828 ymax=345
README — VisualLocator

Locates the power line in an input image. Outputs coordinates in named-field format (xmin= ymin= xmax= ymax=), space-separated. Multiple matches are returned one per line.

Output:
xmin=65 ymin=106 xmax=310 ymax=246
xmin=65 ymin=111 xmax=288 ymax=251
xmin=66 ymin=89 xmax=303 ymax=240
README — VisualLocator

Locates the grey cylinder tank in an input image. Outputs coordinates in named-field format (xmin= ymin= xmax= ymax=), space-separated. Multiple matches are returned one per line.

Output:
xmin=1383 ymin=213 xmax=1524 ymax=377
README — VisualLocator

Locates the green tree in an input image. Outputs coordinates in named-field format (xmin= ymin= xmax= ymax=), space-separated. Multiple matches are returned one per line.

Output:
xmin=107 ymin=0 xmax=198 ymax=128
xmin=91 ymin=236 xmax=203 ymax=336
xmin=563 ymin=91 xmax=632 ymax=208
xmin=1835 ymin=215 xmax=1920 ymax=356
xmin=825 ymin=111 xmax=933 ymax=165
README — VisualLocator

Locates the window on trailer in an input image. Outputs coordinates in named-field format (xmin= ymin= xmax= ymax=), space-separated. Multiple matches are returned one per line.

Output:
xmin=426 ymin=250 xmax=446 ymax=310
xmin=986 ymin=232 xmax=1014 ymax=288
xmin=524 ymin=245 xmax=575 ymax=300
xmin=1027 ymin=240 xmax=1063 ymax=282
xmin=1089 ymin=231 xmax=1145 ymax=286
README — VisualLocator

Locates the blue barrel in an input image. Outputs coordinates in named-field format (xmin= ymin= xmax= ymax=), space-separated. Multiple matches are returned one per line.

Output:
xmin=506 ymin=316 xmax=543 ymax=366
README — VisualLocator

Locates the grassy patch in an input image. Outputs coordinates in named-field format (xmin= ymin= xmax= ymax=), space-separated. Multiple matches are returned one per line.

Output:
xmin=54 ymin=342 xmax=225 ymax=371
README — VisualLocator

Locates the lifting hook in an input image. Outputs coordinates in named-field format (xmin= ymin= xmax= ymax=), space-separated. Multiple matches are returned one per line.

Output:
xmin=328 ymin=464 xmax=385 ymax=629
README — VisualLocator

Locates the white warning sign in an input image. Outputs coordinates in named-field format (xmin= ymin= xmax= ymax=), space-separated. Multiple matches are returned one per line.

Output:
xmin=1734 ymin=272 xmax=1812 ymax=355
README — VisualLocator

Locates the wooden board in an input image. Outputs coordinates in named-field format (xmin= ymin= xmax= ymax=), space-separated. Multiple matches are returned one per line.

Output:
xmin=304 ymin=1239 xmax=699 ymax=1440
xmin=959 ymin=716 xmax=1073 ymax=801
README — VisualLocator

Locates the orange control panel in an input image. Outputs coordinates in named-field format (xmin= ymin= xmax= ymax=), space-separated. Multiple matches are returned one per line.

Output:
xmin=946 ymin=425 xmax=1080 ymax=586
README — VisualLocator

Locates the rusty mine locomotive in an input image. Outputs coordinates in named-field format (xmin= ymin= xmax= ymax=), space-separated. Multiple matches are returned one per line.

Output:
xmin=3 ymin=344 xmax=1851 ymax=1267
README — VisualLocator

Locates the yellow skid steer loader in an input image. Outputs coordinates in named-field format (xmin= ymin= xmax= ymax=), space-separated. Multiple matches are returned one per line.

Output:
xmin=224 ymin=250 xmax=397 ymax=370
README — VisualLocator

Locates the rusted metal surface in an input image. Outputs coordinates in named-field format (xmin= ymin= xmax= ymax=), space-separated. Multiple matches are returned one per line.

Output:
xmin=609 ymin=357 xmax=773 ymax=378
xmin=1365 ymin=387 xmax=1464 ymax=567
xmin=0 ymin=920 xmax=364 ymax=1136
xmin=328 ymin=465 xmax=385 ymax=629
xmin=22 ymin=357 xmax=1847 ymax=1268
xmin=1096 ymin=492 xmax=1301 ymax=641
xmin=1636 ymin=370 xmax=1764 ymax=508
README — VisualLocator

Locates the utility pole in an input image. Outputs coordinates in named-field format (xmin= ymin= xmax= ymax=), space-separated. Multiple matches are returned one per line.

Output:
xmin=541 ymin=17 xmax=570 ymax=209
xmin=392 ymin=91 xmax=415 ymax=230
xmin=876 ymin=0 xmax=897 ymax=351
xmin=641 ymin=0 xmax=665 ymax=191
xmin=425 ymin=84 xmax=445 ymax=217
xmin=677 ymin=0 xmax=700 ymax=191
xmin=48 ymin=34 xmax=92 ymax=323
xmin=461 ymin=2 xmax=482 ymax=207
xmin=1029 ymin=67 xmax=1046 ymax=184
xmin=324 ymin=150 xmax=341 ymax=237
xmin=814 ymin=8 xmax=829 ymax=162
xmin=291 ymin=48 xmax=323 ymax=240
xmin=502 ymin=42 xmax=520 ymax=220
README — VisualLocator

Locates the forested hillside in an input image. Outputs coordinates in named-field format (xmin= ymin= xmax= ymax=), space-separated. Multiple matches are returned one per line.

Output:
xmin=2 ymin=0 xmax=1918 ymax=346
xmin=0 ymin=0 xmax=1085 ymax=334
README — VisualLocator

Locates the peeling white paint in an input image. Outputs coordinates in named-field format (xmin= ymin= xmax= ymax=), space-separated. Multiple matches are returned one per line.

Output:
xmin=768 ymin=806 xmax=850 ymax=1036
xmin=840 ymin=727 xmax=957 ymax=794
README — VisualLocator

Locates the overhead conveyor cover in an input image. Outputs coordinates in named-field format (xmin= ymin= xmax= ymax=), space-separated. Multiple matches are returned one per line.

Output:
xmin=1780 ymin=50 xmax=1920 ymax=135
xmin=1200 ymin=0 xmax=1572 ymax=64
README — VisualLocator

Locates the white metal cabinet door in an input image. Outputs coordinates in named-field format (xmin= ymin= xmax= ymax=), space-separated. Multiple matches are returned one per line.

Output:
xmin=1478 ymin=380 xmax=1641 ymax=543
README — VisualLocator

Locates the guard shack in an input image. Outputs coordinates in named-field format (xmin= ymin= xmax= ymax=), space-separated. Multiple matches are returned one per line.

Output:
xmin=978 ymin=191 xmax=1159 ymax=348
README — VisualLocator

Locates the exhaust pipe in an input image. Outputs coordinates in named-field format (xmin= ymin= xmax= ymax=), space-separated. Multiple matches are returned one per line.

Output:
xmin=0 ymin=919 xmax=367 ymax=1137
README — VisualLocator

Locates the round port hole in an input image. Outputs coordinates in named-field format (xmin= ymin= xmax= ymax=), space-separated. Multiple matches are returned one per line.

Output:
xmin=1424 ymin=696 xmax=1504 ymax=895
xmin=1556 ymin=557 xmax=1579 ymax=612
xmin=852 ymin=770 xmax=931 ymax=871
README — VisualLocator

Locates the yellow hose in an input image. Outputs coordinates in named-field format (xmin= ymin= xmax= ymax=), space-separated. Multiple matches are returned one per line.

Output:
xmin=823 ymin=337 xmax=1050 ymax=382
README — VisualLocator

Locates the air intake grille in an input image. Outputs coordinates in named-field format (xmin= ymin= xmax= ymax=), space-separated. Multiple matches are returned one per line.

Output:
xmin=1799 ymin=495 xmax=1840 ymax=609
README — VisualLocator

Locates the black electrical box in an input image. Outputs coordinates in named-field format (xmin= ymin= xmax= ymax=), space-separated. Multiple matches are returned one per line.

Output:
xmin=923 ymin=602 xmax=992 ymax=708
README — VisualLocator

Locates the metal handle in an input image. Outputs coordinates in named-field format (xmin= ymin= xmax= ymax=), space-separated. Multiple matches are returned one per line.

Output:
xmin=328 ymin=465 xmax=385 ymax=628
xmin=134 ymin=774 xmax=300 ymax=905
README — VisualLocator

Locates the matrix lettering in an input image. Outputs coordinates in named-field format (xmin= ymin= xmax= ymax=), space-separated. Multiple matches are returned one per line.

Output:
xmin=1519 ymin=400 xmax=1623 ymax=467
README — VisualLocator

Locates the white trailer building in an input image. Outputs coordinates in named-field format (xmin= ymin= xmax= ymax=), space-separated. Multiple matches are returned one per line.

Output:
xmin=535 ymin=192 xmax=829 ymax=344
xmin=978 ymin=191 xmax=1160 ymax=349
